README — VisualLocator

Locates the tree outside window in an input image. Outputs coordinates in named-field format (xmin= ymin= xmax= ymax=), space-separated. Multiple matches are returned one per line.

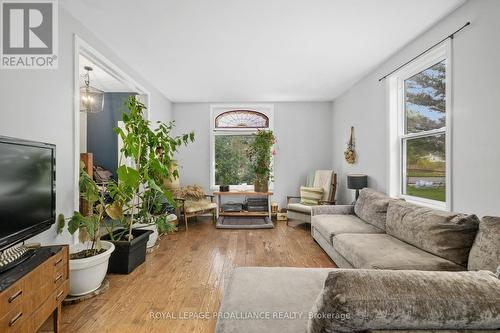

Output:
xmin=403 ymin=60 xmax=446 ymax=202
xmin=211 ymin=108 xmax=272 ymax=187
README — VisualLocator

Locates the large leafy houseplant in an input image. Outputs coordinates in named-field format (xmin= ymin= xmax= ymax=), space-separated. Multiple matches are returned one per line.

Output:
xmin=108 ymin=96 xmax=194 ymax=241
xmin=57 ymin=163 xmax=111 ymax=257
xmin=247 ymin=129 xmax=276 ymax=192
xmin=57 ymin=164 xmax=116 ymax=296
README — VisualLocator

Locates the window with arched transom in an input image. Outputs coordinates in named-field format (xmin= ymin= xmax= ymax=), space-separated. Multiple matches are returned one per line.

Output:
xmin=210 ymin=105 xmax=274 ymax=189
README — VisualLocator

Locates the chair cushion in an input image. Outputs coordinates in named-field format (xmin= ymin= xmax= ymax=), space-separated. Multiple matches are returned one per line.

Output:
xmin=184 ymin=199 xmax=217 ymax=213
xmin=300 ymin=186 xmax=324 ymax=205
xmin=216 ymin=267 xmax=334 ymax=333
xmin=386 ymin=200 xmax=479 ymax=266
xmin=173 ymin=185 xmax=206 ymax=200
xmin=468 ymin=216 xmax=500 ymax=273
xmin=308 ymin=269 xmax=500 ymax=333
xmin=332 ymin=233 xmax=464 ymax=271
xmin=287 ymin=203 xmax=313 ymax=214
xmin=312 ymin=215 xmax=384 ymax=244
xmin=354 ymin=188 xmax=394 ymax=230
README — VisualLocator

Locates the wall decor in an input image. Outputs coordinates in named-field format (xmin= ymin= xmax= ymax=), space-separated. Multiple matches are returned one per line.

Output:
xmin=344 ymin=126 xmax=356 ymax=164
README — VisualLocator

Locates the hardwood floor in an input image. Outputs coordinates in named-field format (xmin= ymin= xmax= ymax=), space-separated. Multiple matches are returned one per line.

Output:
xmin=50 ymin=218 xmax=336 ymax=333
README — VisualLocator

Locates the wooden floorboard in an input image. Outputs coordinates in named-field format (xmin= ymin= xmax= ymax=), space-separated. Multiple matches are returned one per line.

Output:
xmin=43 ymin=218 xmax=335 ymax=333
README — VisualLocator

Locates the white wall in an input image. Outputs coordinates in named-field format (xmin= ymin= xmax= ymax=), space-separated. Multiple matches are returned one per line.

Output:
xmin=172 ymin=102 xmax=333 ymax=208
xmin=0 ymin=6 xmax=173 ymax=245
xmin=331 ymin=0 xmax=500 ymax=216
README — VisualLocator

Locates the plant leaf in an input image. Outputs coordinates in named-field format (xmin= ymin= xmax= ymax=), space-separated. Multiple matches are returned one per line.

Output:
xmin=56 ymin=214 xmax=65 ymax=234
xmin=106 ymin=202 xmax=123 ymax=220
xmin=117 ymin=165 xmax=140 ymax=188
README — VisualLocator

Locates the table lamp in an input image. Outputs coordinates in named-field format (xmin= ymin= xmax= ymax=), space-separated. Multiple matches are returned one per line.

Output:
xmin=347 ymin=174 xmax=368 ymax=200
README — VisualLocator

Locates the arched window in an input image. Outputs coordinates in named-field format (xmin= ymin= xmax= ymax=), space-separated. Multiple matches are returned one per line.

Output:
xmin=215 ymin=110 xmax=269 ymax=129
xmin=210 ymin=105 xmax=274 ymax=189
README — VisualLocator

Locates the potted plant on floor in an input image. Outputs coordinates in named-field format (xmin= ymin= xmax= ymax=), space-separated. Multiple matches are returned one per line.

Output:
xmin=104 ymin=96 xmax=194 ymax=273
xmin=133 ymin=188 xmax=177 ymax=248
xmin=57 ymin=164 xmax=115 ymax=296
xmin=248 ymin=129 xmax=276 ymax=192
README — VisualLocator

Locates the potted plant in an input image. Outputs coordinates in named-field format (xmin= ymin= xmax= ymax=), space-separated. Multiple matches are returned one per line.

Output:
xmin=104 ymin=96 xmax=194 ymax=273
xmin=248 ymin=129 xmax=276 ymax=192
xmin=57 ymin=164 xmax=115 ymax=296
xmin=133 ymin=189 xmax=176 ymax=248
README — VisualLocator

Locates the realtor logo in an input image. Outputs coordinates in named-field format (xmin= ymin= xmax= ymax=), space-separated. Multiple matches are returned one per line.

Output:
xmin=1 ymin=0 xmax=58 ymax=69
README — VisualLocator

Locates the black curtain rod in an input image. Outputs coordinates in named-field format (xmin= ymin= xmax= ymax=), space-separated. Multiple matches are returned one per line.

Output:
xmin=378 ymin=21 xmax=471 ymax=82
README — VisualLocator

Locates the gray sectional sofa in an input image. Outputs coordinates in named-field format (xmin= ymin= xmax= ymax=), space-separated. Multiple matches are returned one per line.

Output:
xmin=216 ymin=188 xmax=500 ymax=333
xmin=311 ymin=188 xmax=480 ymax=271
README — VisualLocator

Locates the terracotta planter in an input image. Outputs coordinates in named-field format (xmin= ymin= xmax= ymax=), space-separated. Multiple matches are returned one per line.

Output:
xmin=254 ymin=176 xmax=269 ymax=192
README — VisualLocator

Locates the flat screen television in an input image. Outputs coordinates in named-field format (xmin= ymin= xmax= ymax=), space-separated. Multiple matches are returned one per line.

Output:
xmin=0 ymin=136 xmax=56 ymax=251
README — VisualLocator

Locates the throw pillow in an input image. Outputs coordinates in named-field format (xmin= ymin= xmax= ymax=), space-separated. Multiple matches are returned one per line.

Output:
xmin=468 ymin=216 xmax=500 ymax=273
xmin=353 ymin=188 xmax=394 ymax=230
xmin=386 ymin=200 xmax=479 ymax=266
xmin=300 ymin=186 xmax=324 ymax=206
xmin=307 ymin=269 xmax=500 ymax=333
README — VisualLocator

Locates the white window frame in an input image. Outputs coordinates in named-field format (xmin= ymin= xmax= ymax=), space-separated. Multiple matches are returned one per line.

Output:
xmin=387 ymin=41 xmax=452 ymax=211
xmin=209 ymin=104 xmax=274 ymax=191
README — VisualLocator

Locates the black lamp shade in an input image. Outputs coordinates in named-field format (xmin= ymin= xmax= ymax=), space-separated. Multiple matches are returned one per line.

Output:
xmin=347 ymin=174 xmax=367 ymax=190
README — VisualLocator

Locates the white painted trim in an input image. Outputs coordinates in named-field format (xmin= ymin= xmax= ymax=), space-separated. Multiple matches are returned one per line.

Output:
xmin=445 ymin=39 xmax=453 ymax=211
xmin=387 ymin=40 xmax=452 ymax=211
xmin=209 ymin=104 xmax=275 ymax=191
xmin=73 ymin=34 xmax=151 ymax=219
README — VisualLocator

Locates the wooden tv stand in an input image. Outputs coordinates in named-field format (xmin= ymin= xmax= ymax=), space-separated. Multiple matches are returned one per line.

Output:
xmin=0 ymin=245 xmax=69 ymax=333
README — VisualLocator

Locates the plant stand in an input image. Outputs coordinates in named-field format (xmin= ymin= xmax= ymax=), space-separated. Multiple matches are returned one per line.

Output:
xmin=213 ymin=191 xmax=273 ymax=220
xmin=63 ymin=278 xmax=110 ymax=305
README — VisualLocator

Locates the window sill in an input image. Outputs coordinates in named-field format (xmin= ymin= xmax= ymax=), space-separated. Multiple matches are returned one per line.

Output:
xmin=210 ymin=185 xmax=275 ymax=192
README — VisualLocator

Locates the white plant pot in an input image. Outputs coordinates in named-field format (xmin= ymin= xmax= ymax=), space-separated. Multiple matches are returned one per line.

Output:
xmin=133 ymin=223 xmax=158 ymax=248
xmin=69 ymin=241 xmax=115 ymax=296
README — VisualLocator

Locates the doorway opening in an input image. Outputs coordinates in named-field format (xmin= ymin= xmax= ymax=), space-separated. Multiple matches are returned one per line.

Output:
xmin=73 ymin=36 xmax=150 ymax=213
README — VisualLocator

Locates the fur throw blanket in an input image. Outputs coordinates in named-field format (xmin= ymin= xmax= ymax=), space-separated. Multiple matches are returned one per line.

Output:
xmin=173 ymin=185 xmax=206 ymax=200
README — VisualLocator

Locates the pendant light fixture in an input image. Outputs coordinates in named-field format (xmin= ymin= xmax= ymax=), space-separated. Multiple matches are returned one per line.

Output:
xmin=80 ymin=66 xmax=104 ymax=113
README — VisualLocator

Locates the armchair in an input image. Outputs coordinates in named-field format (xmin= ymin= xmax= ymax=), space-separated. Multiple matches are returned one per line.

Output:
xmin=286 ymin=170 xmax=337 ymax=225
xmin=173 ymin=185 xmax=217 ymax=231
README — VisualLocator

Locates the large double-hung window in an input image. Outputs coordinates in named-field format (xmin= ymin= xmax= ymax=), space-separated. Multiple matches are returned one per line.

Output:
xmin=210 ymin=105 xmax=274 ymax=190
xmin=388 ymin=42 xmax=451 ymax=210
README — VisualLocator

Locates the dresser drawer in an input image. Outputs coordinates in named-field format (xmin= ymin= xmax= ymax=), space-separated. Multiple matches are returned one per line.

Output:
xmin=0 ymin=300 xmax=30 ymax=333
xmin=26 ymin=260 xmax=67 ymax=314
xmin=0 ymin=279 xmax=25 ymax=318
xmin=52 ymin=249 xmax=65 ymax=270
xmin=55 ymin=279 xmax=69 ymax=303
xmin=32 ymin=280 xmax=69 ymax=333
xmin=53 ymin=264 xmax=66 ymax=288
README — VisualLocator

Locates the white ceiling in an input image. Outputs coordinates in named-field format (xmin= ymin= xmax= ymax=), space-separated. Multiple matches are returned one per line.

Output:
xmin=79 ymin=55 xmax=134 ymax=93
xmin=65 ymin=0 xmax=463 ymax=102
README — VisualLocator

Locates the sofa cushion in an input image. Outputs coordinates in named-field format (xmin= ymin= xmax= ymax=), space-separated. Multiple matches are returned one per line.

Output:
xmin=215 ymin=267 xmax=333 ymax=333
xmin=308 ymin=269 xmax=500 ymax=333
xmin=312 ymin=228 xmax=354 ymax=268
xmin=287 ymin=203 xmax=312 ymax=214
xmin=332 ymin=233 xmax=464 ymax=271
xmin=311 ymin=204 xmax=354 ymax=216
xmin=313 ymin=215 xmax=384 ymax=244
xmin=354 ymin=188 xmax=393 ymax=230
xmin=468 ymin=216 xmax=500 ymax=273
xmin=386 ymin=200 xmax=479 ymax=266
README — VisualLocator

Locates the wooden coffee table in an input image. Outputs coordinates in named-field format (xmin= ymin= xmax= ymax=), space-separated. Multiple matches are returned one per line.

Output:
xmin=213 ymin=191 xmax=273 ymax=219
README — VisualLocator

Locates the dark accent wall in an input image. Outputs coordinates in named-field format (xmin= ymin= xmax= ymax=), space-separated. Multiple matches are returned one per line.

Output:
xmin=87 ymin=92 xmax=136 ymax=176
